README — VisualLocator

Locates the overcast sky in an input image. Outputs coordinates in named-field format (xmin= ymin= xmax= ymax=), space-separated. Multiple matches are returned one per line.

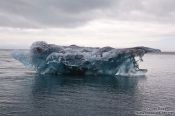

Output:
xmin=0 ymin=0 xmax=175 ymax=51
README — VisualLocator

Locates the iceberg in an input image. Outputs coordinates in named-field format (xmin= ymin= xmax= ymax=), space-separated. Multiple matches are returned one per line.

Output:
xmin=12 ymin=41 xmax=161 ymax=76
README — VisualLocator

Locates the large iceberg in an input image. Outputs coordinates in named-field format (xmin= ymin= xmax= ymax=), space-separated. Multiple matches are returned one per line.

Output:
xmin=12 ymin=41 xmax=161 ymax=76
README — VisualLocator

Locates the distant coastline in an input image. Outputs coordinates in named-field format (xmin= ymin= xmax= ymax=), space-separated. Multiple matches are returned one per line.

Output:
xmin=0 ymin=49 xmax=175 ymax=55
xmin=159 ymin=52 xmax=175 ymax=55
xmin=0 ymin=49 xmax=29 ymax=51
xmin=147 ymin=52 xmax=175 ymax=55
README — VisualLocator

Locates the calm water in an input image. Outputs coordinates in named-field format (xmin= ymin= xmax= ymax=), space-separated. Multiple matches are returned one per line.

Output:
xmin=0 ymin=50 xmax=175 ymax=116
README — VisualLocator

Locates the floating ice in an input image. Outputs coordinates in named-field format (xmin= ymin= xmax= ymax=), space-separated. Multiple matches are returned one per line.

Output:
xmin=12 ymin=41 xmax=161 ymax=76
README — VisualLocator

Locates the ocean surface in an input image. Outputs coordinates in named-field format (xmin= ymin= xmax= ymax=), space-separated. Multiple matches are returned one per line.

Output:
xmin=0 ymin=50 xmax=175 ymax=116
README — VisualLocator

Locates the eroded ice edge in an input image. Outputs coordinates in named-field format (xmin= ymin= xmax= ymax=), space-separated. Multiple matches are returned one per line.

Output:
xmin=11 ymin=41 xmax=161 ymax=76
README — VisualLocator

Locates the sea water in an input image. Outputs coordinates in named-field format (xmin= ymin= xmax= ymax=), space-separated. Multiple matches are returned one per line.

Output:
xmin=0 ymin=50 xmax=175 ymax=116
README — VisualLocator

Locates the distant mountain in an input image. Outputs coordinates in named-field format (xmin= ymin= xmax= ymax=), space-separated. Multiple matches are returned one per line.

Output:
xmin=160 ymin=52 xmax=175 ymax=55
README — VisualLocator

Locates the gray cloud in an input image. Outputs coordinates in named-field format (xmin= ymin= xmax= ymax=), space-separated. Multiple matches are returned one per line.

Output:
xmin=113 ymin=0 xmax=175 ymax=23
xmin=0 ymin=0 xmax=175 ymax=28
